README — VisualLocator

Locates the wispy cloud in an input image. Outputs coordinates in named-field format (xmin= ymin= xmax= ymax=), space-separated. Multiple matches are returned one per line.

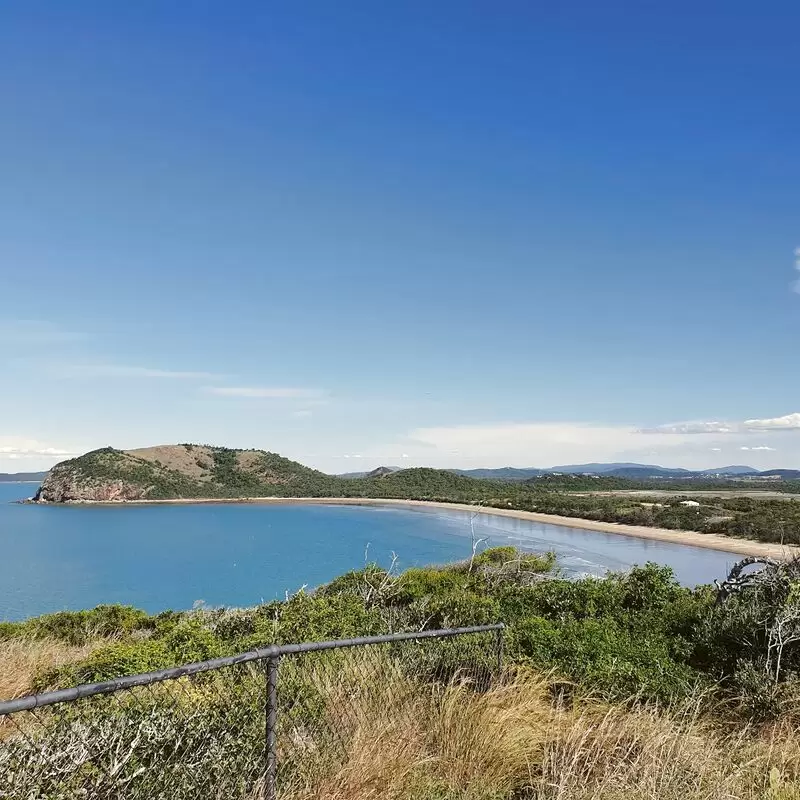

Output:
xmin=740 ymin=446 xmax=777 ymax=451
xmin=641 ymin=412 xmax=800 ymax=435
xmin=207 ymin=386 xmax=324 ymax=399
xmin=0 ymin=446 xmax=76 ymax=457
xmin=0 ymin=320 xmax=83 ymax=345
xmin=58 ymin=364 xmax=221 ymax=379
xmin=0 ymin=437 xmax=81 ymax=462
xmin=291 ymin=409 xmax=314 ymax=418
xmin=743 ymin=412 xmax=800 ymax=431
xmin=640 ymin=421 xmax=735 ymax=434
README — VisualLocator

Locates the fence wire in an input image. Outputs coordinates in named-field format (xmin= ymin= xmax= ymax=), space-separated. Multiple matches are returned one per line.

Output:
xmin=0 ymin=625 xmax=502 ymax=800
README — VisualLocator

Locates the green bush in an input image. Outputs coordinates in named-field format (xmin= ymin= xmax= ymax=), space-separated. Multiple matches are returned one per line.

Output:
xmin=14 ymin=605 xmax=154 ymax=645
xmin=269 ymin=593 xmax=386 ymax=645
xmin=12 ymin=548 xmax=799 ymax=718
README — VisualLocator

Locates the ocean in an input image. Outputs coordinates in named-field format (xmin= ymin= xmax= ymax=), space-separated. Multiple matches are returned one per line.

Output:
xmin=0 ymin=482 xmax=737 ymax=621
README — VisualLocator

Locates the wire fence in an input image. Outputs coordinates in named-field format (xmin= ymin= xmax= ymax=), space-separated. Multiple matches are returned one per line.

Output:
xmin=0 ymin=624 xmax=503 ymax=799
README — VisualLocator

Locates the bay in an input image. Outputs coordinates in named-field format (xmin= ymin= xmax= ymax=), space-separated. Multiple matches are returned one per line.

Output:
xmin=0 ymin=483 xmax=737 ymax=621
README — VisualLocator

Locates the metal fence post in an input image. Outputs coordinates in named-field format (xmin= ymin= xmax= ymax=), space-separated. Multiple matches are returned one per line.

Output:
xmin=495 ymin=624 xmax=504 ymax=676
xmin=265 ymin=655 xmax=280 ymax=800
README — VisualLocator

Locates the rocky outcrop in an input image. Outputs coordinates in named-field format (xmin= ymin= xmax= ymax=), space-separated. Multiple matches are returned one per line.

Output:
xmin=34 ymin=472 xmax=151 ymax=503
xmin=32 ymin=447 xmax=171 ymax=503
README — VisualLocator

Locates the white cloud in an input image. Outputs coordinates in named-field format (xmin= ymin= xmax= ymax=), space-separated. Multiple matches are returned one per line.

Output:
xmin=0 ymin=437 xmax=81 ymax=465
xmin=743 ymin=413 xmax=800 ymax=431
xmin=0 ymin=446 xmax=74 ymax=456
xmin=58 ymin=364 xmax=220 ymax=379
xmin=207 ymin=387 xmax=324 ymax=399
xmin=0 ymin=320 xmax=83 ymax=344
xmin=332 ymin=416 xmax=800 ymax=473
xmin=398 ymin=421 xmax=687 ymax=468
xmin=291 ymin=409 xmax=313 ymax=418
xmin=740 ymin=446 xmax=776 ymax=451
xmin=641 ymin=421 xmax=735 ymax=434
xmin=642 ymin=411 xmax=800 ymax=435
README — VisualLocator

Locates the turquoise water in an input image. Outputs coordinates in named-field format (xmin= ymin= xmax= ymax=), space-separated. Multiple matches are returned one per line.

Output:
xmin=0 ymin=483 xmax=738 ymax=621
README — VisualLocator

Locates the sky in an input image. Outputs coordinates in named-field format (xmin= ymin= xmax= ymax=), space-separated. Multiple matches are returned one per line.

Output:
xmin=1 ymin=1 xmax=799 ymax=473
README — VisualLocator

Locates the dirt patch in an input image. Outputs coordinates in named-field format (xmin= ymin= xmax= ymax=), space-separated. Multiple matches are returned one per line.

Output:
xmin=125 ymin=445 xmax=214 ymax=480
xmin=236 ymin=451 xmax=264 ymax=473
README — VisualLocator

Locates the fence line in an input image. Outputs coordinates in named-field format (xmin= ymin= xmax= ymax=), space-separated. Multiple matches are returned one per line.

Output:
xmin=0 ymin=623 xmax=503 ymax=716
xmin=0 ymin=623 xmax=504 ymax=800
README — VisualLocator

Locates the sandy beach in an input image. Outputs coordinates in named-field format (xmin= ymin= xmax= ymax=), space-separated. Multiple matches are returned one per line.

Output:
xmin=51 ymin=495 xmax=799 ymax=561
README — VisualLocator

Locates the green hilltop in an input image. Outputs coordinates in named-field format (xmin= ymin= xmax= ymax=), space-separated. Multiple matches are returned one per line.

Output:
xmin=33 ymin=444 xmax=502 ymax=503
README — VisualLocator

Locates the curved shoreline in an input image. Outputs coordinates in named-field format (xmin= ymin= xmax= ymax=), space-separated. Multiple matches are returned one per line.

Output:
xmin=40 ymin=495 xmax=798 ymax=560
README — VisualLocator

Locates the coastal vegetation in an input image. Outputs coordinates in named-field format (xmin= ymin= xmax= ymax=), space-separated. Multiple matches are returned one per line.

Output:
xmin=34 ymin=444 xmax=800 ymax=545
xmin=3 ymin=549 xmax=800 ymax=797
xmin=2 ymin=548 xmax=799 ymax=713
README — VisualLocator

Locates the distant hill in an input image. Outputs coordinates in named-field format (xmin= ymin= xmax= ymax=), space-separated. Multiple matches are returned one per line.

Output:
xmin=550 ymin=462 xmax=690 ymax=475
xmin=365 ymin=466 xmax=397 ymax=478
xmin=600 ymin=466 xmax=695 ymax=479
xmin=457 ymin=467 xmax=544 ymax=480
xmin=35 ymin=445 xmax=341 ymax=502
xmin=0 ymin=471 xmax=47 ymax=483
xmin=698 ymin=465 xmax=758 ymax=476
xmin=759 ymin=469 xmax=800 ymax=480
xmin=456 ymin=463 xmax=763 ymax=481
xmin=339 ymin=466 xmax=401 ymax=479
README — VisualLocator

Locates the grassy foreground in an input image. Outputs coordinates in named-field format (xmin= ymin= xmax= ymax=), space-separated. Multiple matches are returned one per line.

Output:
xmin=2 ymin=547 xmax=800 ymax=798
xmin=280 ymin=668 xmax=800 ymax=800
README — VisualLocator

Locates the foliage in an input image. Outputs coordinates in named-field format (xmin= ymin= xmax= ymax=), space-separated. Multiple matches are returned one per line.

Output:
xmin=0 ymin=604 xmax=154 ymax=645
xmin=10 ymin=660 xmax=800 ymax=800
xmin=8 ymin=549 xmax=800 ymax=718
xmin=6 ymin=547 xmax=800 ymax=798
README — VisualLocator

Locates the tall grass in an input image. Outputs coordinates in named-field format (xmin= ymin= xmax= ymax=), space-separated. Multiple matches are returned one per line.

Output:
xmin=281 ymin=667 xmax=800 ymax=800
xmin=3 ymin=647 xmax=800 ymax=799
xmin=0 ymin=637 xmax=98 ymax=700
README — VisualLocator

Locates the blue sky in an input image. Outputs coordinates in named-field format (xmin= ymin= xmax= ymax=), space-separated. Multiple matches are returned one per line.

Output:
xmin=1 ymin=1 xmax=798 ymax=472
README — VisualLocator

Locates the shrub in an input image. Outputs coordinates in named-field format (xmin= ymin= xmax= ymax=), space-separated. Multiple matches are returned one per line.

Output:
xmin=18 ymin=605 xmax=154 ymax=645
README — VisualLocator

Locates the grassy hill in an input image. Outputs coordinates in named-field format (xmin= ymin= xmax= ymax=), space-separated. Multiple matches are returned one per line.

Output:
xmin=34 ymin=445 xmax=510 ymax=504
xmin=34 ymin=444 xmax=342 ymax=502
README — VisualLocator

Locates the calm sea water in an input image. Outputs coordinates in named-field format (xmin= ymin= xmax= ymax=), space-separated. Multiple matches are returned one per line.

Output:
xmin=0 ymin=483 xmax=738 ymax=621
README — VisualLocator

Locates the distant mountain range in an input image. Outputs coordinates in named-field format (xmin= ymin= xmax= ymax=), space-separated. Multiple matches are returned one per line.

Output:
xmin=0 ymin=471 xmax=48 ymax=482
xmin=458 ymin=463 xmax=800 ymax=481
xmin=339 ymin=463 xmax=800 ymax=482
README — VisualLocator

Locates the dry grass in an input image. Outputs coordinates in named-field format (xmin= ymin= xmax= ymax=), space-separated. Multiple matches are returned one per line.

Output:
xmin=2 ymin=649 xmax=800 ymax=799
xmin=0 ymin=637 xmax=98 ymax=700
xmin=125 ymin=444 xmax=215 ymax=479
xmin=280 ymin=667 xmax=800 ymax=800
